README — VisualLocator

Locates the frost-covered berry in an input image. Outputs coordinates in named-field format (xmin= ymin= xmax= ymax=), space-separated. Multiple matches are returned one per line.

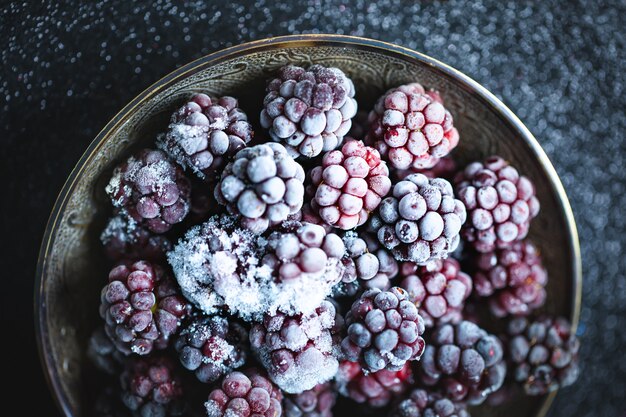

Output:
xmin=473 ymin=240 xmax=547 ymax=317
xmin=506 ymin=316 xmax=580 ymax=395
xmin=310 ymin=139 xmax=391 ymax=229
xmin=417 ymin=321 xmax=506 ymax=405
xmin=215 ymin=143 xmax=305 ymax=234
xmin=372 ymin=173 xmax=466 ymax=264
xmin=366 ymin=83 xmax=459 ymax=170
xmin=105 ymin=149 xmax=191 ymax=233
xmin=158 ymin=93 xmax=253 ymax=180
xmin=260 ymin=64 xmax=358 ymax=158
xmin=454 ymin=156 xmax=540 ymax=252
xmin=174 ymin=315 xmax=248 ymax=383
xmin=204 ymin=369 xmax=283 ymax=417
xmin=87 ymin=327 xmax=125 ymax=375
xmin=336 ymin=360 xmax=414 ymax=408
xmin=390 ymin=388 xmax=470 ymax=417
xmin=341 ymin=287 xmax=426 ymax=373
xmin=249 ymin=300 xmax=340 ymax=393
xmin=99 ymin=261 xmax=189 ymax=355
xmin=100 ymin=214 xmax=172 ymax=263
xmin=339 ymin=231 xmax=380 ymax=284
xmin=399 ymin=258 xmax=473 ymax=328
xmin=283 ymin=382 xmax=336 ymax=417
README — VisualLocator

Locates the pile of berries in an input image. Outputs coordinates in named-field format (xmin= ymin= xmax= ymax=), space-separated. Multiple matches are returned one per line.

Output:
xmin=89 ymin=64 xmax=580 ymax=417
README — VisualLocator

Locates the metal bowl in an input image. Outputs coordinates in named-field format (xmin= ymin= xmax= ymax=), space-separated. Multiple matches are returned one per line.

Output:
xmin=35 ymin=34 xmax=581 ymax=417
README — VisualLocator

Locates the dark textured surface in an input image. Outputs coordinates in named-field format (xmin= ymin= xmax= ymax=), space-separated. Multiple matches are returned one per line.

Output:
xmin=1 ymin=1 xmax=624 ymax=416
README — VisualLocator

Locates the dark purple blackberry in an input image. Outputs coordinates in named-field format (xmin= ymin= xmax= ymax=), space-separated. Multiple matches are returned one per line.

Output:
xmin=215 ymin=143 xmax=305 ymax=234
xmin=341 ymin=287 xmax=426 ymax=373
xmin=105 ymin=149 xmax=191 ymax=234
xmin=399 ymin=258 xmax=473 ymax=328
xmin=101 ymin=214 xmax=173 ymax=263
xmin=204 ymin=369 xmax=283 ymax=417
xmin=283 ymin=382 xmax=336 ymax=417
xmin=454 ymin=156 xmax=540 ymax=253
xmin=506 ymin=316 xmax=580 ymax=395
xmin=417 ymin=321 xmax=506 ymax=405
xmin=372 ymin=173 xmax=466 ymax=264
xmin=473 ymin=240 xmax=547 ymax=317
xmin=174 ymin=315 xmax=248 ymax=383
xmin=249 ymin=300 xmax=340 ymax=393
xmin=390 ymin=388 xmax=470 ymax=417
xmin=158 ymin=93 xmax=253 ymax=180
xmin=260 ymin=64 xmax=358 ymax=158
xmin=99 ymin=261 xmax=189 ymax=355
xmin=87 ymin=326 xmax=125 ymax=375
xmin=120 ymin=355 xmax=185 ymax=416
xmin=336 ymin=360 xmax=413 ymax=408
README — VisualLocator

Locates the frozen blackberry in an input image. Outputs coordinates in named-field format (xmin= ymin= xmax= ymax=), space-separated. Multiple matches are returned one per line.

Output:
xmin=366 ymin=83 xmax=459 ymax=170
xmin=454 ymin=156 xmax=540 ymax=253
xmin=101 ymin=214 xmax=173 ymax=263
xmin=99 ymin=261 xmax=189 ymax=355
xmin=215 ymin=143 xmax=305 ymax=234
xmin=399 ymin=258 xmax=473 ymax=328
xmin=120 ymin=355 xmax=185 ymax=417
xmin=204 ymin=369 xmax=283 ymax=417
xmin=174 ymin=315 xmax=248 ymax=383
xmin=506 ymin=316 xmax=580 ymax=395
xmin=158 ymin=93 xmax=253 ymax=180
xmin=310 ymin=139 xmax=391 ymax=229
xmin=260 ymin=64 xmax=358 ymax=158
xmin=372 ymin=173 xmax=466 ymax=264
xmin=339 ymin=231 xmax=380 ymax=285
xmin=390 ymin=388 xmax=470 ymax=417
xmin=336 ymin=360 xmax=413 ymax=408
xmin=473 ymin=240 xmax=547 ymax=317
xmin=341 ymin=287 xmax=426 ymax=373
xmin=417 ymin=321 xmax=506 ymax=405
xmin=283 ymin=382 xmax=336 ymax=417
xmin=249 ymin=300 xmax=340 ymax=393
xmin=105 ymin=149 xmax=191 ymax=234
xmin=87 ymin=326 xmax=125 ymax=375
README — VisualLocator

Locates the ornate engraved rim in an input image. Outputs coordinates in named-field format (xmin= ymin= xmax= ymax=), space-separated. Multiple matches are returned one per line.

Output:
xmin=35 ymin=34 xmax=582 ymax=417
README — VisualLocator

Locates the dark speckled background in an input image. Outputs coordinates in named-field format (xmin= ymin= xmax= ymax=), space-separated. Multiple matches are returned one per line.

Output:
xmin=1 ymin=1 xmax=624 ymax=416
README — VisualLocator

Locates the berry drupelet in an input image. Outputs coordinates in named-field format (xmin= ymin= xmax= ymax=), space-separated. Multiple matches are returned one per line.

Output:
xmin=100 ymin=214 xmax=173 ymax=263
xmin=373 ymin=173 xmax=466 ymax=264
xmin=283 ymin=382 xmax=336 ymax=417
xmin=417 ymin=320 xmax=506 ymax=405
xmin=158 ymin=93 xmax=253 ymax=180
xmin=99 ymin=261 xmax=189 ymax=355
xmin=390 ymin=388 xmax=470 ymax=417
xmin=105 ymin=149 xmax=191 ymax=234
xmin=260 ymin=64 xmax=358 ymax=158
xmin=341 ymin=287 xmax=426 ymax=373
xmin=215 ymin=143 xmax=305 ymax=234
xmin=174 ymin=315 xmax=248 ymax=384
xmin=472 ymin=240 xmax=548 ymax=317
xmin=454 ymin=156 xmax=540 ymax=253
xmin=400 ymin=258 xmax=473 ymax=328
xmin=506 ymin=316 xmax=580 ymax=395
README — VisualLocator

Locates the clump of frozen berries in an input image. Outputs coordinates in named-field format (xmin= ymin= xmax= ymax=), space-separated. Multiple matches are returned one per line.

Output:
xmin=506 ymin=316 xmax=580 ymax=395
xmin=454 ymin=156 xmax=540 ymax=253
xmin=158 ymin=93 xmax=253 ymax=179
xmin=204 ymin=370 xmax=283 ymax=417
xmin=373 ymin=173 xmax=466 ymax=264
xmin=249 ymin=300 xmax=340 ymax=393
xmin=105 ymin=149 xmax=191 ymax=233
xmin=400 ymin=258 xmax=473 ymax=328
xmin=174 ymin=315 xmax=248 ymax=383
xmin=283 ymin=382 xmax=336 ymax=417
xmin=310 ymin=139 xmax=391 ymax=229
xmin=336 ymin=360 xmax=413 ymax=407
xmin=260 ymin=64 xmax=358 ymax=158
xmin=390 ymin=388 xmax=470 ymax=417
xmin=215 ymin=143 xmax=305 ymax=234
xmin=99 ymin=261 xmax=189 ymax=355
xmin=341 ymin=287 xmax=426 ymax=373
xmin=101 ymin=214 xmax=173 ymax=263
xmin=417 ymin=321 xmax=506 ymax=405
xmin=120 ymin=355 xmax=185 ymax=416
xmin=473 ymin=240 xmax=547 ymax=317
xmin=367 ymin=83 xmax=459 ymax=170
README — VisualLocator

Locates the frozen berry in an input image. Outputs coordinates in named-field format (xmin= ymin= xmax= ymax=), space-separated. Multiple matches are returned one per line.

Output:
xmin=87 ymin=326 xmax=125 ymax=375
xmin=283 ymin=382 xmax=336 ymax=417
xmin=339 ymin=231 xmax=381 ymax=285
xmin=101 ymin=214 xmax=172 ymax=263
xmin=390 ymin=388 xmax=470 ymax=417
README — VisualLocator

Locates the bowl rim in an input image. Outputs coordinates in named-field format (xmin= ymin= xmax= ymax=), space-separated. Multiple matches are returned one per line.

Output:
xmin=35 ymin=33 xmax=582 ymax=417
